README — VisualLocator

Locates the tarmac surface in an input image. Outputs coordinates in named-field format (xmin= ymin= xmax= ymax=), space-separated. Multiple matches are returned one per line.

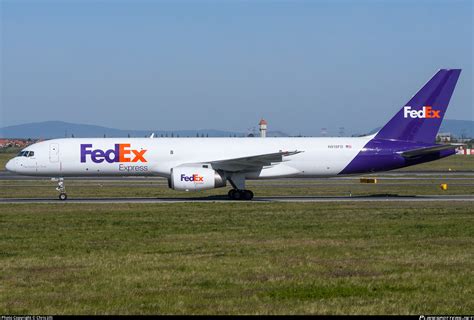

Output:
xmin=1 ymin=169 xmax=472 ymax=203
xmin=1 ymin=194 xmax=473 ymax=204
xmin=1 ymin=170 xmax=473 ymax=181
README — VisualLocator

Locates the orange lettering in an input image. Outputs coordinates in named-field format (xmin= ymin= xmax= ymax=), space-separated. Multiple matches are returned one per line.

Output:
xmin=119 ymin=144 xmax=131 ymax=162
xmin=131 ymin=149 xmax=147 ymax=162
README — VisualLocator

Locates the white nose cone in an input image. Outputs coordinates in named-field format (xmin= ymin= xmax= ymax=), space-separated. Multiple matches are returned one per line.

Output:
xmin=5 ymin=159 xmax=15 ymax=172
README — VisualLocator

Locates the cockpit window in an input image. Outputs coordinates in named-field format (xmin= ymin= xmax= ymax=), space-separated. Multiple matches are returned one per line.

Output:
xmin=16 ymin=151 xmax=34 ymax=157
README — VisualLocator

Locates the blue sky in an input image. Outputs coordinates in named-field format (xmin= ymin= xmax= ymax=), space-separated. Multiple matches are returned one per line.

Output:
xmin=1 ymin=0 xmax=472 ymax=135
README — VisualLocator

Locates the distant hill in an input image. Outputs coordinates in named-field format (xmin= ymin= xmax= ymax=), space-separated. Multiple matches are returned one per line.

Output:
xmin=1 ymin=119 xmax=470 ymax=139
xmin=368 ymin=119 xmax=473 ymax=138
xmin=0 ymin=121 xmax=290 ymax=139
xmin=438 ymin=120 xmax=473 ymax=138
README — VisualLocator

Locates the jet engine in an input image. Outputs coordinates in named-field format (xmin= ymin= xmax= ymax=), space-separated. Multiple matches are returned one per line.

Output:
xmin=169 ymin=167 xmax=226 ymax=191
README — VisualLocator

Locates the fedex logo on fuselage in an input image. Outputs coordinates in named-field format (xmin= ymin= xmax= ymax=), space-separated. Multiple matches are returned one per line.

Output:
xmin=403 ymin=106 xmax=441 ymax=119
xmin=180 ymin=174 xmax=204 ymax=183
xmin=80 ymin=144 xmax=147 ymax=163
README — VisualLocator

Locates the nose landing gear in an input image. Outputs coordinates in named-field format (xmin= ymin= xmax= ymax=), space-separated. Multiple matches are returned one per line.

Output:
xmin=52 ymin=178 xmax=67 ymax=200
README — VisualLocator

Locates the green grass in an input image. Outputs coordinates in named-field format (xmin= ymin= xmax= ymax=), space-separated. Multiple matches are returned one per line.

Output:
xmin=0 ymin=202 xmax=473 ymax=314
xmin=0 ymin=177 xmax=473 ymax=198
xmin=0 ymin=152 xmax=14 ymax=170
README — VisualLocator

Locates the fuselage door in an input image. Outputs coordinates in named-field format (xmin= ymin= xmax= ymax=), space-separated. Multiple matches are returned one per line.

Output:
xmin=49 ymin=143 xmax=59 ymax=162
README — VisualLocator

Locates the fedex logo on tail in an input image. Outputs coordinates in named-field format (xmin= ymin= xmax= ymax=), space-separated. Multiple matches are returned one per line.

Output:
xmin=81 ymin=144 xmax=147 ymax=163
xmin=181 ymin=174 xmax=204 ymax=183
xmin=403 ymin=106 xmax=441 ymax=119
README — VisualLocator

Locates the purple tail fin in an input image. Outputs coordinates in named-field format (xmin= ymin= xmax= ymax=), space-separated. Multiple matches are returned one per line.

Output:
xmin=375 ymin=69 xmax=461 ymax=143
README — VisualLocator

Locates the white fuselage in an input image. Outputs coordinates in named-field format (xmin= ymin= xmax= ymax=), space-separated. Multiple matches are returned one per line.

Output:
xmin=6 ymin=136 xmax=373 ymax=179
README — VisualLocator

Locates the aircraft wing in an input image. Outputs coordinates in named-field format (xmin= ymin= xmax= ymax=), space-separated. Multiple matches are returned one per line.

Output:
xmin=399 ymin=144 xmax=463 ymax=158
xmin=208 ymin=150 xmax=302 ymax=172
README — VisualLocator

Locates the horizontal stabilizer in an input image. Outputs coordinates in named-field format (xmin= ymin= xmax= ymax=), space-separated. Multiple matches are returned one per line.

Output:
xmin=399 ymin=144 xmax=462 ymax=158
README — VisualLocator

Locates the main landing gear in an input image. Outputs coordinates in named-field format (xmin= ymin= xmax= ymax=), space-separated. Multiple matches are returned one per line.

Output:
xmin=227 ymin=173 xmax=253 ymax=200
xmin=53 ymin=178 xmax=67 ymax=200
xmin=228 ymin=189 xmax=254 ymax=201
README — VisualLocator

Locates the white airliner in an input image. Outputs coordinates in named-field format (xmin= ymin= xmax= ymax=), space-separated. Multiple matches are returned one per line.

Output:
xmin=5 ymin=69 xmax=462 ymax=200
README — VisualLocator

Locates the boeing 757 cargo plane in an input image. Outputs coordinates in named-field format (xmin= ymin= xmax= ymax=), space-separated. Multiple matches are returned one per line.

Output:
xmin=6 ymin=69 xmax=462 ymax=200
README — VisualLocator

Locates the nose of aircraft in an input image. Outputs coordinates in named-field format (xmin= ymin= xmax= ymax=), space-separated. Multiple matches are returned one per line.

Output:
xmin=5 ymin=159 xmax=16 ymax=172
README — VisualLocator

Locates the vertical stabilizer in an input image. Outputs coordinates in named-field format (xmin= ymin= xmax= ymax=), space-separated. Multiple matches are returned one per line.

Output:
xmin=375 ymin=69 xmax=461 ymax=143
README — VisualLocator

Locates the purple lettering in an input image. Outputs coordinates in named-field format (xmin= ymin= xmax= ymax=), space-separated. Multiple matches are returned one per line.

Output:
xmin=114 ymin=144 xmax=120 ymax=163
xmin=80 ymin=144 xmax=93 ymax=163
xmin=180 ymin=174 xmax=204 ymax=182
xmin=105 ymin=148 xmax=118 ymax=163
xmin=81 ymin=143 xmax=145 ymax=164
xmin=181 ymin=174 xmax=191 ymax=181
xmin=92 ymin=149 xmax=105 ymax=163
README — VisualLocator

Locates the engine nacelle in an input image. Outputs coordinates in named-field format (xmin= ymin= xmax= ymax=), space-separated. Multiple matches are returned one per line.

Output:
xmin=170 ymin=167 xmax=226 ymax=191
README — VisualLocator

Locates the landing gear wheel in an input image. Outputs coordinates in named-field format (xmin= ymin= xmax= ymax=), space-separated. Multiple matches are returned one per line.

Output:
xmin=232 ymin=190 xmax=242 ymax=200
xmin=228 ymin=189 xmax=253 ymax=201
xmin=54 ymin=178 xmax=67 ymax=200
xmin=243 ymin=190 xmax=254 ymax=200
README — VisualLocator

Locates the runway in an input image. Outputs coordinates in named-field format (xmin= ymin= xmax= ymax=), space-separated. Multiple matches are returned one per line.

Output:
xmin=1 ymin=194 xmax=473 ymax=204
xmin=1 ymin=170 xmax=473 ymax=181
